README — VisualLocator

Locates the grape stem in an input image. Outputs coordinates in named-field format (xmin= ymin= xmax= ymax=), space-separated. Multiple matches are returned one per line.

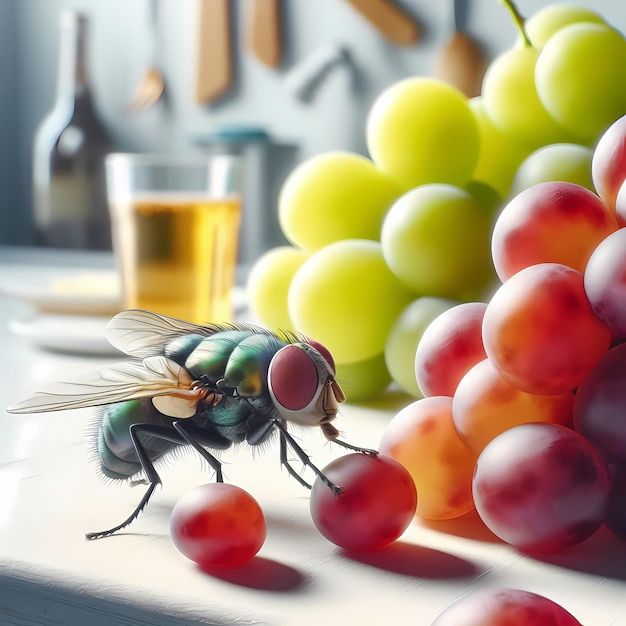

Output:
xmin=499 ymin=0 xmax=532 ymax=47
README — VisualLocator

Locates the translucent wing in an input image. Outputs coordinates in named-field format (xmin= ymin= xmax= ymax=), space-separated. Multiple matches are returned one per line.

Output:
xmin=105 ymin=309 xmax=245 ymax=358
xmin=7 ymin=356 xmax=201 ymax=414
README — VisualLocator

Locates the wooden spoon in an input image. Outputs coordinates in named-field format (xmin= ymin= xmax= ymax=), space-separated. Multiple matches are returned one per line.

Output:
xmin=434 ymin=0 xmax=486 ymax=98
xmin=128 ymin=0 xmax=165 ymax=110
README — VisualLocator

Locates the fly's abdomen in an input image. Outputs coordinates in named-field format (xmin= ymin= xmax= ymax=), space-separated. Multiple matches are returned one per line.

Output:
xmin=97 ymin=398 xmax=178 ymax=480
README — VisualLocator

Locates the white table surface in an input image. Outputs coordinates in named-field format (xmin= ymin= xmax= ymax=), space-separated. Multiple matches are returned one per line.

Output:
xmin=1 ymin=246 xmax=625 ymax=626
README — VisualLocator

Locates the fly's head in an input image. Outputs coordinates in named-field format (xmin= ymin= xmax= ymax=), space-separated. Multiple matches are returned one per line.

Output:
xmin=267 ymin=340 xmax=346 ymax=438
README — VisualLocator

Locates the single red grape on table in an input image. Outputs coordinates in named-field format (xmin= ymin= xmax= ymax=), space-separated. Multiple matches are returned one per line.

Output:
xmin=170 ymin=482 xmax=266 ymax=568
xmin=431 ymin=587 xmax=582 ymax=625
xmin=309 ymin=453 xmax=417 ymax=552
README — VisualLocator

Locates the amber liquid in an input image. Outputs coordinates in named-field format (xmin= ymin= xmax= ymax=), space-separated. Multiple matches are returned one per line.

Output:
xmin=111 ymin=195 xmax=241 ymax=323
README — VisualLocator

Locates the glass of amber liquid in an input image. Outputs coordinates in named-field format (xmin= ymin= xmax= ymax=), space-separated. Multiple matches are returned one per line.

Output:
xmin=105 ymin=153 xmax=242 ymax=324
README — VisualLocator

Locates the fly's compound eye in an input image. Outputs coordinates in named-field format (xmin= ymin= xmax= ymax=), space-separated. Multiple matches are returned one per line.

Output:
xmin=269 ymin=345 xmax=319 ymax=411
xmin=308 ymin=340 xmax=335 ymax=374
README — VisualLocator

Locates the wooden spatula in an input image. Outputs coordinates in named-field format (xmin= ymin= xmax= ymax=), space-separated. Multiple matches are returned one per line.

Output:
xmin=195 ymin=0 xmax=232 ymax=104
xmin=344 ymin=0 xmax=420 ymax=46
xmin=246 ymin=0 xmax=282 ymax=68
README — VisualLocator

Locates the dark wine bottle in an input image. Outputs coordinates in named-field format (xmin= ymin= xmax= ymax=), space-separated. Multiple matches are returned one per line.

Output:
xmin=32 ymin=10 xmax=112 ymax=250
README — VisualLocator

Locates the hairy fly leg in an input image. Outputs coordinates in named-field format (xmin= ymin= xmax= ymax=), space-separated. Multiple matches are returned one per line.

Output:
xmin=273 ymin=419 xmax=341 ymax=494
xmin=86 ymin=422 xmax=225 ymax=540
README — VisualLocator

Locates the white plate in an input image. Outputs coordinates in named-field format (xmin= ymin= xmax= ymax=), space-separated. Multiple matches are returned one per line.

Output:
xmin=8 ymin=314 xmax=122 ymax=356
xmin=0 ymin=269 xmax=123 ymax=316
xmin=8 ymin=287 xmax=250 ymax=356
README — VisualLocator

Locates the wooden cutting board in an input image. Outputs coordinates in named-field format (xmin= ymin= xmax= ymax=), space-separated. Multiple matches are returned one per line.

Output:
xmin=246 ymin=0 xmax=282 ymax=68
xmin=195 ymin=0 xmax=232 ymax=104
xmin=344 ymin=0 xmax=420 ymax=46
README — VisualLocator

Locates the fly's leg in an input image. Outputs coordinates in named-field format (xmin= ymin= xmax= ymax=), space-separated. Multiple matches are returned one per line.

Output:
xmin=331 ymin=438 xmax=379 ymax=457
xmin=86 ymin=423 xmax=173 ymax=540
xmin=86 ymin=423 xmax=226 ymax=540
xmin=273 ymin=419 xmax=341 ymax=494
xmin=172 ymin=421 xmax=223 ymax=482
xmin=279 ymin=433 xmax=312 ymax=490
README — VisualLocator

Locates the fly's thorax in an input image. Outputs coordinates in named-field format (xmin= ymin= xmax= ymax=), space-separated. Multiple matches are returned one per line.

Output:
xmin=267 ymin=342 xmax=346 ymax=428
xmin=182 ymin=330 xmax=254 ymax=380
xmin=222 ymin=333 xmax=286 ymax=397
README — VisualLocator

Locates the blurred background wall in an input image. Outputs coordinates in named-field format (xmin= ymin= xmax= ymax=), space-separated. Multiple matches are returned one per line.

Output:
xmin=1 ymin=0 xmax=625 ymax=248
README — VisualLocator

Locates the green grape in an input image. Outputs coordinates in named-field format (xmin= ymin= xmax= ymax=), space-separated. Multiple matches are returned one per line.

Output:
xmin=277 ymin=151 xmax=401 ymax=252
xmin=246 ymin=246 xmax=309 ymax=332
xmin=335 ymin=353 xmax=392 ymax=403
xmin=288 ymin=239 xmax=413 ymax=364
xmin=535 ymin=23 xmax=626 ymax=141
xmin=482 ymin=44 xmax=583 ymax=149
xmin=524 ymin=3 xmax=606 ymax=48
xmin=468 ymin=96 xmax=533 ymax=198
xmin=366 ymin=77 xmax=479 ymax=191
xmin=380 ymin=184 xmax=494 ymax=299
xmin=510 ymin=143 xmax=595 ymax=196
xmin=384 ymin=297 xmax=457 ymax=398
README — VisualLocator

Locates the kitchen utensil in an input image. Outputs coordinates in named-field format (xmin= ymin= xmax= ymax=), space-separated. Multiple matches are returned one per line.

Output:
xmin=195 ymin=0 xmax=233 ymax=104
xmin=128 ymin=0 xmax=165 ymax=110
xmin=434 ymin=0 xmax=486 ymax=98
xmin=284 ymin=43 xmax=352 ymax=103
xmin=246 ymin=0 xmax=282 ymax=68
xmin=344 ymin=0 xmax=420 ymax=46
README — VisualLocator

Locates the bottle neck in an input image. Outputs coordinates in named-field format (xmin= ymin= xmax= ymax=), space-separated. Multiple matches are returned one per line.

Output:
xmin=55 ymin=12 xmax=91 ymax=107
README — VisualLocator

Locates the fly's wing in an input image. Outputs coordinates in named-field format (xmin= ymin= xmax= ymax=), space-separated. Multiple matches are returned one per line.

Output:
xmin=7 ymin=356 xmax=202 ymax=415
xmin=105 ymin=309 xmax=264 ymax=358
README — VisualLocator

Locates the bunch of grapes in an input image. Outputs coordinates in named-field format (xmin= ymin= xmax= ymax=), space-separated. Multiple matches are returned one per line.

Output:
xmin=381 ymin=112 xmax=626 ymax=556
xmin=246 ymin=1 xmax=626 ymax=402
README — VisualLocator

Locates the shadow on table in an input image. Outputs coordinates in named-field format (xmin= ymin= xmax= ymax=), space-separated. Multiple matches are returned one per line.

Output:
xmin=340 ymin=540 xmax=480 ymax=579
xmin=524 ymin=524 xmax=626 ymax=581
xmin=199 ymin=556 xmax=308 ymax=591
xmin=418 ymin=508 xmax=504 ymax=544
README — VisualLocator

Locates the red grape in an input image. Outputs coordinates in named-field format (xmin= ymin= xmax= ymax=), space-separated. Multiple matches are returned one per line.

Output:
xmin=606 ymin=463 xmax=626 ymax=540
xmin=591 ymin=113 xmax=626 ymax=212
xmin=309 ymin=453 xmax=417 ymax=551
xmin=573 ymin=342 xmax=626 ymax=463
xmin=414 ymin=302 xmax=487 ymax=397
xmin=491 ymin=181 xmax=617 ymax=281
xmin=473 ymin=423 xmax=611 ymax=552
xmin=584 ymin=227 xmax=626 ymax=338
xmin=431 ymin=587 xmax=582 ymax=625
xmin=482 ymin=262 xmax=611 ymax=395
xmin=379 ymin=396 xmax=477 ymax=520
xmin=452 ymin=358 xmax=574 ymax=455
xmin=170 ymin=482 xmax=266 ymax=568
xmin=616 ymin=178 xmax=626 ymax=226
